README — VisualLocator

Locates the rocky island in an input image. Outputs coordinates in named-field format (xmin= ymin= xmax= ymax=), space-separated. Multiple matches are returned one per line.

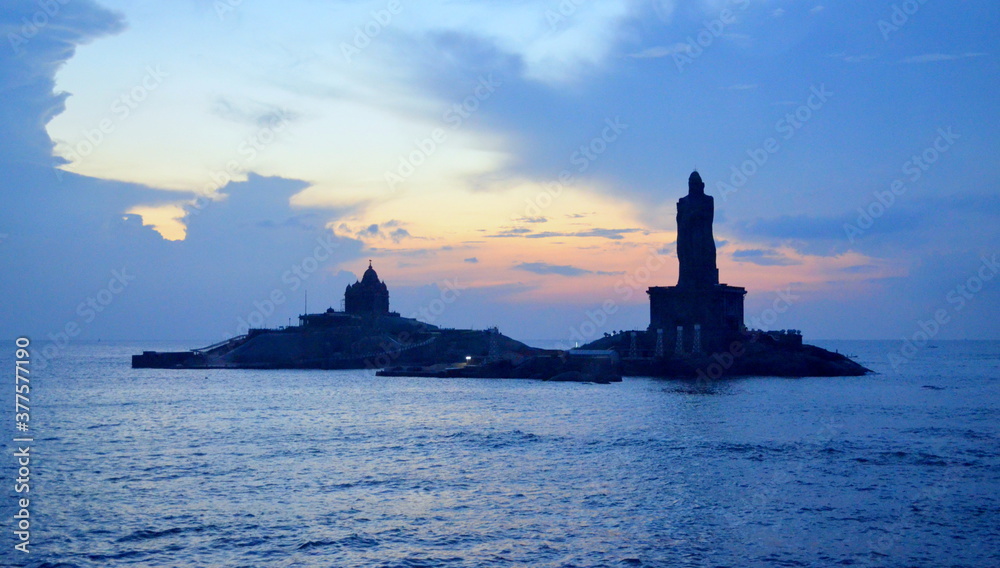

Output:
xmin=577 ymin=171 xmax=869 ymax=378
xmin=133 ymin=171 xmax=868 ymax=380
xmin=135 ymin=263 xmax=541 ymax=369
xmin=132 ymin=263 xmax=620 ymax=382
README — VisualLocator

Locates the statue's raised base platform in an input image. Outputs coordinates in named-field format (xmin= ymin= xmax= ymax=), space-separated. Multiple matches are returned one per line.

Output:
xmin=581 ymin=330 xmax=870 ymax=378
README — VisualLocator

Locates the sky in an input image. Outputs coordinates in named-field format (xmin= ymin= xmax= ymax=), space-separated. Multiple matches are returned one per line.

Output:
xmin=1 ymin=0 xmax=998 ymax=348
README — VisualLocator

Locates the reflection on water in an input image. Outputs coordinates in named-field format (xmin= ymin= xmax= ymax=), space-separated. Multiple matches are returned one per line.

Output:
xmin=1 ymin=340 xmax=997 ymax=567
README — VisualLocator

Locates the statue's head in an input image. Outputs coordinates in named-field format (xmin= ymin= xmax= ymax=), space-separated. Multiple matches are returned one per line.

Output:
xmin=688 ymin=171 xmax=705 ymax=195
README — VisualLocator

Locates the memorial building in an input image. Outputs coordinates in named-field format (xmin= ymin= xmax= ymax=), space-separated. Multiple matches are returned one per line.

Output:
xmin=647 ymin=172 xmax=746 ymax=355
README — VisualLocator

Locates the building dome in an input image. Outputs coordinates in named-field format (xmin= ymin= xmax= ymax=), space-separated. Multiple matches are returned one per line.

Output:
xmin=345 ymin=261 xmax=390 ymax=315
xmin=361 ymin=261 xmax=380 ymax=284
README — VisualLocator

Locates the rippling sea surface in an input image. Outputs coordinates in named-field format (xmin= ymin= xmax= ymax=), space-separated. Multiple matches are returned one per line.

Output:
xmin=1 ymin=340 xmax=998 ymax=567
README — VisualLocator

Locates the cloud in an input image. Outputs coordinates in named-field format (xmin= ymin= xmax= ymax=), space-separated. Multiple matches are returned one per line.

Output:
xmin=626 ymin=44 xmax=691 ymax=59
xmin=0 ymin=0 xmax=125 ymax=166
xmin=732 ymin=214 xmax=852 ymax=257
xmin=901 ymin=52 xmax=987 ymax=64
xmin=829 ymin=52 xmax=876 ymax=63
xmin=576 ymin=227 xmax=643 ymax=239
xmin=209 ymin=97 xmax=299 ymax=128
xmin=338 ymin=220 xmax=418 ymax=243
xmin=731 ymin=248 xmax=802 ymax=266
xmin=513 ymin=262 xmax=623 ymax=277
xmin=3 ymin=166 xmax=364 ymax=342
xmin=771 ymin=8 xmax=785 ymax=17
xmin=5 ymin=0 xmax=999 ymax=345
xmin=42 ymin=0 xmax=643 ymax=217
xmin=370 ymin=246 xmax=436 ymax=258
xmin=513 ymin=227 xmax=643 ymax=240
xmin=488 ymin=227 xmax=534 ymax=237
xmin=254 ymin=213 xmax=323 ymax=231
xmin=730 ymin=193 xmax=1000 ymax=259
xmin=737 ymin=215 xmax=845 ymax=242
xmin=840 ymin=264 xmax=880 ymax=274
xmin=389 ymin=228 xmax=411 ymax=242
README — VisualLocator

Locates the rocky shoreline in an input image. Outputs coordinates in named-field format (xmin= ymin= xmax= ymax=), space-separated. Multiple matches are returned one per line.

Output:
xmin=580 ymin=330 xmax=870 ymax=379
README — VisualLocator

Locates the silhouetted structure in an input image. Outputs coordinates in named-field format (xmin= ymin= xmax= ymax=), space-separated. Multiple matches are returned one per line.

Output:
xmin=344 ymin=261 xmax=389 ymax=315
xmin=648 ymin=172 xmax=746 ymax=354
xmin=134 ymin=238 xmax=866 ymax=377
xmin=134 ymin=262 xmax=543 ymax=371
xmin=676 ymin=171 xmax=719 ymax=287
xmin=579 ymin=171 xmax=867 ymax=376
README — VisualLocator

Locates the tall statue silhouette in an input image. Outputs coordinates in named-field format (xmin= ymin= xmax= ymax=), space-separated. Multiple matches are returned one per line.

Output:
xmin=648 ymin=170 xmax=744 ymax=354
xmin=676 ymin=171 xmax=719 ymax=288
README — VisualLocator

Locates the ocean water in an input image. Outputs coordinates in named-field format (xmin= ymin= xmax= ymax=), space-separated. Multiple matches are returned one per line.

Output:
xmin=1 ymin=340 xmax=998 ymax=567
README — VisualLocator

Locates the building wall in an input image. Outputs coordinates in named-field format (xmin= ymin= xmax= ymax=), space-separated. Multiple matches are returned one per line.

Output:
xmin=344 ymin=282 xmax=389 ymax=314
xmin=647 ymin=285 xmax=746 ymax=354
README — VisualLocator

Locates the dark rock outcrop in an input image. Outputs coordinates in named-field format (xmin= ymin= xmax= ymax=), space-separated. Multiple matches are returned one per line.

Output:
xmin=581 ymin=330 xmax=869 ymax=378
xmin=378 ymin=351 xmax=622 ymax=383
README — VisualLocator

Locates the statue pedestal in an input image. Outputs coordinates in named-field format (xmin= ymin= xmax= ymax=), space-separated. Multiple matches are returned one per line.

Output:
xmin=647 ymin=284 xmax=746 ymax=355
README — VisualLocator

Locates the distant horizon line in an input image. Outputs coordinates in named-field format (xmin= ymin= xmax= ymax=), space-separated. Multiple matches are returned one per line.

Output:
xmin=6 ymin=337 xmax=999 ymax=344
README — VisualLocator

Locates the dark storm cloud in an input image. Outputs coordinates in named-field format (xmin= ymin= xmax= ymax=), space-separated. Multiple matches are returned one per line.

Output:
xmin=0 ymin=3 xmax=365 ymax=342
